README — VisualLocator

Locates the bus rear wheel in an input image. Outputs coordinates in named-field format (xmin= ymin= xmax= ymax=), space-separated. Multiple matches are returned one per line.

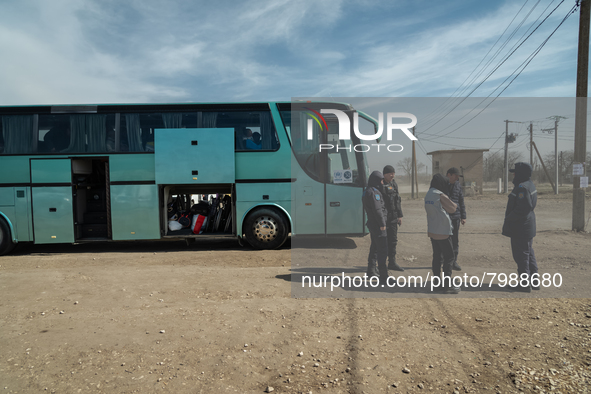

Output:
xmin=0 ymin=219 xmax=16 ymax=256
xmin=244 ymin=208 xmax=288 ymax=250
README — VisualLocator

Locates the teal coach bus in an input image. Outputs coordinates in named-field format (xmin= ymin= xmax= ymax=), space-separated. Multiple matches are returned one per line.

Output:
xmin=0 ymin=102 xmax=376 ymax=254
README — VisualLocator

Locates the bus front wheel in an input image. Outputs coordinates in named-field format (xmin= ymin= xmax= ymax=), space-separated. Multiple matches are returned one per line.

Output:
xmin=244 ymin=208 xmax=288 ymax=250
xmin=0 ymin=219 xmax=16 ymax=256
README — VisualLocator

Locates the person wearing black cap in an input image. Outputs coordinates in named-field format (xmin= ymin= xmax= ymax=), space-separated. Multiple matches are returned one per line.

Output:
xmin=446 ymin=167 xmax=466 ymax=271
xmin=425 ymin=173 xmax=461 ymax=294
xmin=362 ymin=171 xmax=389 ymax=283
xmin=382 ymin=165 xmax=404 ymax=271
xmin=502 ymin=162 xmax=538 ymax=292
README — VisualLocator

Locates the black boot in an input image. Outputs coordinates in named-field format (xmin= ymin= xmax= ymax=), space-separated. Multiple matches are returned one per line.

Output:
xmin=366 ymin=261 xmax=379 ymax=278
xmin=388 ymin=260 xmax=405 ymax=272
xmin=530 ymin=274 xmax=540 ymax=290
xmin=516 ymin=284 xmax=531 ymax=293
xmin=378 ymin=264 xmax=390 ymax=286
xmin=451 ymin=261 xmax=462 ymax=271
xmin=443 ymin=284 xmax=461 ymax=294
xmin=441 ymin=274 xmax=461 ymax=294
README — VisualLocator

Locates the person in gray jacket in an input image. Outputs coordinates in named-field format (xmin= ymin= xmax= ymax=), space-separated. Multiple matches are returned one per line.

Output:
xmin=502 ymin=162 xmax=538 ymax=292
xmin=425 ymin=173 xmax=460 ymax=294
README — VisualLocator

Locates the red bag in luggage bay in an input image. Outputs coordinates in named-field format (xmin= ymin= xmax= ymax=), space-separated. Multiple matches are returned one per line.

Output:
xmin=191 ymin=214 xmax=208 ymax=234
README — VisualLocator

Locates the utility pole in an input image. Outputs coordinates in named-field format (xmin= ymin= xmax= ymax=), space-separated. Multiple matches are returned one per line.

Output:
xmin=413 ymin=128 xmax=419 ymax=197
xmin=573 ymin=0 xmax=589 ymax=232
xmin=532 ymin=141 xmax=556 ymax=193
xmin=560 ymin=151 xmax=563 ymax=186
xmin=503 ymin=120 xmax=519 ymax=193
xmin=554 ymin=119 xmax=558 ymax=194
xmin=411 ymin=127 xmax=415 ymax=199
xmin=529 ymin=122 xmax=533 ymax=165
xmin=504 ymin=120 xmax=509 ymax=193
xmin=560 ymin=151 xmax=564 ymax=186
xmin=543 ymin=116 xmax=567 ymax=194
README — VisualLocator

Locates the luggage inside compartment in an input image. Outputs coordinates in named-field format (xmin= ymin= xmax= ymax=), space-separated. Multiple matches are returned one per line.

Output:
xmin=163 ymin=185 xmax=234 ymax=238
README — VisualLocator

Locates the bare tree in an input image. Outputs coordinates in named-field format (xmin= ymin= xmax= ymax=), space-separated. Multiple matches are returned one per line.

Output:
xmin=483 ymin=151 xmax=523 ymax=182
xmin=397 ymin=157 xmax=413 ymax=178
xmin=417 ymin=162 xmax=430 ymax=183
xmin=417 ymin=162 xmax=426 ymax=174
xmin=397 ymin=157 xmax=413 ymax=186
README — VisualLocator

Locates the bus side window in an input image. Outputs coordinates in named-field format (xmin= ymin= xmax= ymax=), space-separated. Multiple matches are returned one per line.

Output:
xmin=0 ymin=120 xmax=4 ymax=153
xmin=1 ymin=115 xmax=34 ymax=154
xmin=37 ymin=114 xmax=115 ymax=154
xmin=120 ymin=113 xmax=195 ymax=152
xmin=213 ymin=111 xmax=278 ymax=152
xmin=285 ymin=110 xmax=323 ymax=182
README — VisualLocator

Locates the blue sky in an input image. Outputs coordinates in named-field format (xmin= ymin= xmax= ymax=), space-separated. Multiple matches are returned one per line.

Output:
xmin=0 ymin=0 xmax=588 ymax=165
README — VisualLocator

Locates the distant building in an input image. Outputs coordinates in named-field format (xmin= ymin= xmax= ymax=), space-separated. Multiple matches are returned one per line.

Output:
xmin=427 ymin=149 xmax=489 ymax=194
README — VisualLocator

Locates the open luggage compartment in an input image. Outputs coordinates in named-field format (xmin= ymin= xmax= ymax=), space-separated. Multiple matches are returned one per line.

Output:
xmin=161 ymin=184 xmax=235 ymax=239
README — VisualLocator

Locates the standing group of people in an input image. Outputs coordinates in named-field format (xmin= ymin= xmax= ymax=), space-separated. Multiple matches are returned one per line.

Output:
xmin=362 ymin=166 xmax=405 ymax=283
xmin=362 ymin=162 xmax=538 ymax=293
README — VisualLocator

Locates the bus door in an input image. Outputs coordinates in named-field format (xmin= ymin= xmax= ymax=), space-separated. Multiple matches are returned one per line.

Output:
xmin=324 ymin=138 xmax=364 ymax=235
xmin=31 ymin=158 xmax=75 ymax=244
xmin=291 ymin=154 xmax=325 ymax=235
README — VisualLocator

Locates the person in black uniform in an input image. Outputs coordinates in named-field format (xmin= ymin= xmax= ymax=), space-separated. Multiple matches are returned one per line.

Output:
xmin=446 ymin=167 xmax=466 ymax=271
xmin=382 ymin=165 xmax=404 ymax=271
xmin=502 ymin=162 xmax=539 ymax=292
xmin=362 ymin=170 xmax=389 ymax=283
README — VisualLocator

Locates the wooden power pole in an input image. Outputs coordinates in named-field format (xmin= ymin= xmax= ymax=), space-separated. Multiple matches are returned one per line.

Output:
xmin=529 ymin=122 xmax=533 ymax=165
xmin=573 ymin=0 xmax=589 ymax=232
xmin=411 ymin=127 xmax=416 ymax=199
xmin=504 ymin=120 xmax=509 ymax=193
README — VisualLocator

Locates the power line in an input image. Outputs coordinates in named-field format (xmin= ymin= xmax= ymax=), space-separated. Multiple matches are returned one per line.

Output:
xmin=420 ymin=0 xmax=539 ymax=126
xmin=419 ymin=0 xmax=571 ymax=139
xmin=419 ymin=2 xmax=578 ymax=141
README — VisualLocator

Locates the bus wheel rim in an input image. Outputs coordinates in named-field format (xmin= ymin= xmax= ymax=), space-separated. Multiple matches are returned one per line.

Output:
xmin=253 ymin=216 xmax=277 ymax=242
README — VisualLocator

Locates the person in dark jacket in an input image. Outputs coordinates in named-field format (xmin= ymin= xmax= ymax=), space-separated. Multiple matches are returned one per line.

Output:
xmin=502 ymin=162 xmax=538 ymax=292
xmin=362 ymin=171 xmax=389 ymax=283
xmin=382 ymin=165 xmax=404 ymax=271
xmin=446 ymin=167 xmax=466 ymax=271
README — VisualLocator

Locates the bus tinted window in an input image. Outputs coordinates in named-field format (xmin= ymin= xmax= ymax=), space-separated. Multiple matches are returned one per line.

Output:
xmin=282 ymin=109 xmax=362 ymax=186
xmin=120 ymin=113 xmax=197 ymax=152
xmin=38 ymin=114 xmax=116 ymax=153
xmin=118 ymin=111 xmax=277 ymax=152
xmin=281 ymin=110 xmax=324 ymax=182
xmin=1 ymin=115 xmax=35 ymax=154
xmin=204 ymin=111 xmax=279 ymax=151
xmin=1 ymin=108 xmax=279 ymax=154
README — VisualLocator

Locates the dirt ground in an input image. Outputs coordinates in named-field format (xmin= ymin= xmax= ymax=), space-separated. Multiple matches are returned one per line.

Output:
xmin=1 ymin=187 xmax=591 ymax=393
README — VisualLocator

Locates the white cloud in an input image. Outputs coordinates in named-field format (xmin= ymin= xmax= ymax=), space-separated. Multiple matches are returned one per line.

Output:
xmin=0 ymin=0 xmax=581 ymax=106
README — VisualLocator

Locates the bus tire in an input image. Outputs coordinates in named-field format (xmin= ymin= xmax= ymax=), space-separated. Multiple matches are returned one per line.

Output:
xmin=0 ymin=219 xmax=16 ymax=256
xmin=244 ymin=207 xmax=288 ymax=250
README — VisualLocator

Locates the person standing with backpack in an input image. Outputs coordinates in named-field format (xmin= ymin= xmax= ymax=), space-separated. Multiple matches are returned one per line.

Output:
xmin=425 ymin=173 xmax=460 ymax=294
